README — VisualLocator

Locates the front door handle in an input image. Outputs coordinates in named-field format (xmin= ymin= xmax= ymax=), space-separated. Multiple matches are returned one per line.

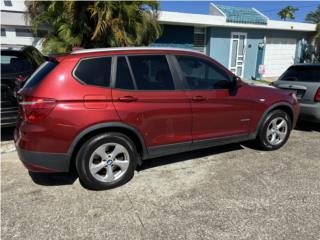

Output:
xmin=191 ymin=96 xmax=207 ymax=102
xmin=118 ymin=96 xmax=138 ymax=102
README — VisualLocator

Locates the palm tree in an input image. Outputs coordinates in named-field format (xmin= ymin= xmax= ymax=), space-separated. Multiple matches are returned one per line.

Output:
xmin=304 ymin=5 xmax=320 ymax=62
xmin=277 ymin=6 xmax=299 ymax=21
xmin=305 ymin=5 xmax=320 ymax=23
xmin=26 ymin=1 xmax=162 ymax=54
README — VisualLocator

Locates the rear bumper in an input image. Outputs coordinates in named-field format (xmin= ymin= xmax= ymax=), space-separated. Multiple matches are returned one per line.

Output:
xmin=14 ymin=129 xmax=70 ymax=172
xmin=299 ymin=102 xmax=320 ymax=122
xmin=16 ymin=146 xmax=70 ymax=172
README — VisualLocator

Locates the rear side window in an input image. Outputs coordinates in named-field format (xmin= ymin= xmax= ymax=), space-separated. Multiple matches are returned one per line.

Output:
xmin=176 ymin=55 xmax=231 ymax=90
xmin=280 ymin=66 xmax=320 ymax=82
xmin=74 ymin=57 xmax=111 ymax=87
xmin=128 ymin=55 xmax=175 ymax=90
xmin=24 ymin=48 xmax=46 ymax=67
xmin=23 ymin=61 xmax=57 ymax=89
xmin=1 ymin=51 xmax=34 ymax=75
xmin=115 ymin=57 xmax=135 ymax=90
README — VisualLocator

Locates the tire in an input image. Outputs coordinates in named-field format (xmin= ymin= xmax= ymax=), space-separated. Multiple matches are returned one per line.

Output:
xmin=254 ymin=109 xmax=292 ymax=150
xmin=76 ymin=132 xmax=138 ymax=190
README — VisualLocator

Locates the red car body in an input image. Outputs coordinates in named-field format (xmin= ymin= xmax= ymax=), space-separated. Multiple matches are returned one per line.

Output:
xmin=14 ymin=48 xmax=299 ymax=173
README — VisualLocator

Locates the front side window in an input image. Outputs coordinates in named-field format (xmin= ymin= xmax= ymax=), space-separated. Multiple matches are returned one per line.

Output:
xmin=176 ymin=55 xmax=231 ymax=90
xmin=128 ymin=55 xmax=175 ymax=90
xmin=74 ymin=57 xmax=111 ymax=87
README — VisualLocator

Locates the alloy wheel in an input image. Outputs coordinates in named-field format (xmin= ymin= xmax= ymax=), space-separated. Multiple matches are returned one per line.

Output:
xmin=266 ymin=117 xmax=288 ymax=146
xmin=89 ymin=143 xmax=130 ymax=183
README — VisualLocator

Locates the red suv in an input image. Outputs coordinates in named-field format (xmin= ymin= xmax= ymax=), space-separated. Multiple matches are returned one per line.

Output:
xmin=15 ymin=48 xmax=299 ymax=190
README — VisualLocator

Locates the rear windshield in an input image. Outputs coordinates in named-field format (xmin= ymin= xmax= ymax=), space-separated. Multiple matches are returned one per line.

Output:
xmin=1 ymin=51 xmax=34 ymax=75
xmin=280 ymin=66 xmax=320 ymax=82
xmin=23 ymin=61 xmax=58 ymax=89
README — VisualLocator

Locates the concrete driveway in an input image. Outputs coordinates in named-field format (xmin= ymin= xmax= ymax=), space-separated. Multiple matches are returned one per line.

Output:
xmin=1 ymin=122 xmax=320 ymax=240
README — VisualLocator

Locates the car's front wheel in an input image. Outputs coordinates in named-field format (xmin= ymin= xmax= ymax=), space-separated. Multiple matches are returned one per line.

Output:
xmin=255 ymin=109 xmax=292 ymax=150
xmin=76 ymin=132 xmax=138 ymax=190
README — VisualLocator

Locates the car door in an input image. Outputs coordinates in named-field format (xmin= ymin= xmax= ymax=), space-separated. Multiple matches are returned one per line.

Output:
xmin=111 ymin=54 xmax=192 ymax=154
xmin=174 ymin=54 xmax=254 ymax=141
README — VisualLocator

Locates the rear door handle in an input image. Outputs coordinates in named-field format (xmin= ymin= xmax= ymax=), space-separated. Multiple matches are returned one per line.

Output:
xmin=118 ymin=96 xmax=138 ymax=102
xmin=191 ymin=96 xmax=207 ymax=102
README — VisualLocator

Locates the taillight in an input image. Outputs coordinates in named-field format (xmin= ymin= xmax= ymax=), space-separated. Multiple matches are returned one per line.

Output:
xmin=15 ymin=75 xmax=28 ymax=82
xmin=315 ymin=88 xmax=320 ymax=102
xmin=19 ymin=97 xmax=56 ymax=122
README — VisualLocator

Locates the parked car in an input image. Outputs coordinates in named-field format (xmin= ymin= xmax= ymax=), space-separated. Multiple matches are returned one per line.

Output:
xmin=272 ymin=64 xmax=320 ymax=123
xmin=15 ymin=47 xmax=299 ymax=190
xmin=1 ymin=45 xmax=46 ymax=127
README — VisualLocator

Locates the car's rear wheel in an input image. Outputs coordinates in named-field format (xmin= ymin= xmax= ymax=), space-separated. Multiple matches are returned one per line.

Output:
xmin=255 ymin=109 xmax=292 ymax=150
xmin=76 ymin=132 xmax=138 ymax=190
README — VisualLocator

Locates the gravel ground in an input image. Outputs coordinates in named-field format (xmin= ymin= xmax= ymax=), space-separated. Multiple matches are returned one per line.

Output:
xmin=1 ymin=122 xmax=320 ymax=240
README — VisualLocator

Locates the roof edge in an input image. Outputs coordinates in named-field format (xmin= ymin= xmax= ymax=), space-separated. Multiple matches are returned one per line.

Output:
xmin=158 ymin=11 xmax=317 ymax=32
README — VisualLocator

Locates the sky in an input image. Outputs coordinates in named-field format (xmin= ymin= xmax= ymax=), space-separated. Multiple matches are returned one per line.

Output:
xmin=159 ymin=1 xmax=319 ymax=22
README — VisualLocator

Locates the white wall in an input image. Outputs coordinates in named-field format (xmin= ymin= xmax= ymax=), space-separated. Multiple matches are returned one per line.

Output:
xmin=0 ymin=0 xmax=44 ymax=50
xmin=1 ymin=26 xmax=43 ymax=48
xmin=0 ymin=0 xmax=27 ymax=12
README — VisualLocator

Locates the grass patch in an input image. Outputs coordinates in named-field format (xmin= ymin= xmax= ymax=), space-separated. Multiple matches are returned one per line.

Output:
xmin=257 ymin=79 xmax=272 ymax=85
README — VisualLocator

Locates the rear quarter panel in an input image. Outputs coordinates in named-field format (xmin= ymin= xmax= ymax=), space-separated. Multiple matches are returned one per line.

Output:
xmin=17 ymin=57 xmax=120 ymax=153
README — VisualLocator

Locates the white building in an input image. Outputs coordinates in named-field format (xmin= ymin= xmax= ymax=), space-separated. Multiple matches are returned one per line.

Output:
xmin=0 ymin=0 xmax=45 ymax=48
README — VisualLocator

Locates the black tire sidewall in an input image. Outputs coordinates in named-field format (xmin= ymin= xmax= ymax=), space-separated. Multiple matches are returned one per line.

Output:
xmin=76 ymin=133 xmax=137 ymax=190
xmin=259 ymin=110 xmax=292 ymax=150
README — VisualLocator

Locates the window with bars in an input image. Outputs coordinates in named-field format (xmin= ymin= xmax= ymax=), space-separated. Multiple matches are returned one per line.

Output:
xmin=194 ymin=27 xmax=206 ymax=53
xmin=15 ymin=28 xmax=33 ymax=37
xmin=4 ymin=0 xmax=12 ymax=7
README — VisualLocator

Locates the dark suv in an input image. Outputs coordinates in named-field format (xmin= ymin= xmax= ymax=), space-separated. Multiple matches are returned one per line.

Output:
xmin=15 ymin=48 xmax=299 ymax=190
xmin=1 ymin=45 xmax=46 ymax=127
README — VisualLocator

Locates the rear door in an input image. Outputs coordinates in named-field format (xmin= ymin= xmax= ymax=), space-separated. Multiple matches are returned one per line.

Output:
xmin=276 ymin=65 xmax=320 ymax=103
xmin=111 ymin=54 xmax=192 ymax=151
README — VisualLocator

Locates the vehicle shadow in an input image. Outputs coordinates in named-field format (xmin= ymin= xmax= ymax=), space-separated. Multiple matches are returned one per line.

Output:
xmin=137 ymin=143 xmax=243 ymax=171
xmin=1 ymin=127 xmax=15 ymax=141
xmin=294 ymin=120 xmax=320 ymax=132
xmin=28 ymin=171 xmax=78 ymax=186
xmin=28 ymin=143 xmax=244 ymax=187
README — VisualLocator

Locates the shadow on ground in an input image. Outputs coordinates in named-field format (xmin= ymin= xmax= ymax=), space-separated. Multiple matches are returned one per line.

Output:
xmin=1 ymin=127 xmax=15 ymax=141
xmin=295 ymin=120 xmax=320 ymax=132
xmin=29 ymin=172 xmax=78 ymax=186
xmin=137 ymin=143 xmax=243 ymax=171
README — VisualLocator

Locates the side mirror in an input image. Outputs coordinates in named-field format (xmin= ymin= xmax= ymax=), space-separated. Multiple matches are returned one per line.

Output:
xmin=229 ymin=76 xmax=242 ymax=95
xmin=233 ymin=76 xmax=243 ymax=88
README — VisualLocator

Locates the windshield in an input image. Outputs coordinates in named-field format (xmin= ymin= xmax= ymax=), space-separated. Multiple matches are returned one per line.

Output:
xmin=280 ymin=66 xmax=320 ymax=82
